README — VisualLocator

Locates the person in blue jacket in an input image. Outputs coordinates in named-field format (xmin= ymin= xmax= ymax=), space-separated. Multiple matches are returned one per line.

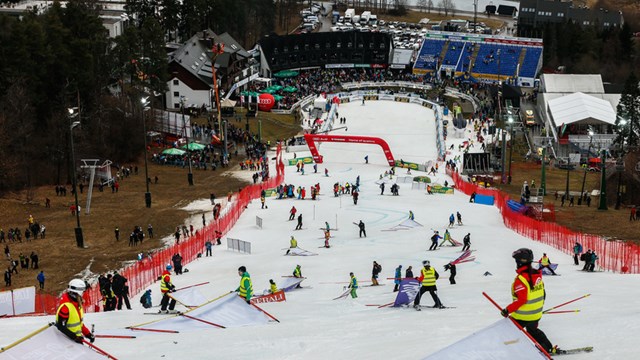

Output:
xmin=36 ymin=270 xmax=45 ymax=289
xmin=393 ymin=265 xmax=402 ymax=292
xmin=448 ymin=214 xmax=455 ymax=227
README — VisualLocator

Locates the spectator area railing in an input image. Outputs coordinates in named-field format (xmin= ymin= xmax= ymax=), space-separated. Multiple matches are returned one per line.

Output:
xmin=447 ymin=168 xmax=640 ymax=274
xmin=31 ymin=144 xmax=286 ymax=314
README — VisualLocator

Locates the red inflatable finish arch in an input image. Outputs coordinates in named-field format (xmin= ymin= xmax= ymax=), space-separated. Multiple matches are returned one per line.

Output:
xmin=304 ymin=134 xmax=395 ymax=166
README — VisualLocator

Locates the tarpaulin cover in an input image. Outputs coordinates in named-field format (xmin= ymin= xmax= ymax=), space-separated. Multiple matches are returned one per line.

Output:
xmin=534 ymin=263 xmax=559 ymax=276
xmin=277 ymin=277 xmax=305 ymax=292
xmin=393 ymin=279 xmax=420 ymax=307
xmin=422 ymin=318 xmax=549 ymax=360
xmin=507 ymin=199 xmax=527 ymax=213
xmin=169 ymin=287 xmax=208 ymax=307
xmin=138 ymin=293 xmax=270 ymax=332
xmin=0 ymin=325 xmax=109 ymax=359
xmin=0 ymin=287 xmax=36 ymax=316
xmin=285 ymin=247 xmax=318 ymax=256
xmin=474 ymin=194 xmax=495 ymax=206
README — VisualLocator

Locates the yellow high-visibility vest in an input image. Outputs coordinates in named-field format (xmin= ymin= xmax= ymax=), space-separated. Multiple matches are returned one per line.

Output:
xmin=56 ymin=302 xmax=84 ymax=337
xmin=421 ymin=267 xmax=436 ymax=286
xmin=511 ymin=274 xmax=545 ymax=322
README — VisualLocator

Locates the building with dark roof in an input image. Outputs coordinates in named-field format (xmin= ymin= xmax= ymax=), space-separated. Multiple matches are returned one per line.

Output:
xmin=518 ymin=0 xmax=623 ymax=30
xmin=165 ymin=30 xmax=254 ymax=110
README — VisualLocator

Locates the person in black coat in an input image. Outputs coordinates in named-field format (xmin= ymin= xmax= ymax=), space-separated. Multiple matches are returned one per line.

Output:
xmin=444 ymin=263 xmax=457 ymax=284
xmin=111 ymin=272 xmax=131 ymax=310
xmin=405 ymin=266 xmax=414 ymax=278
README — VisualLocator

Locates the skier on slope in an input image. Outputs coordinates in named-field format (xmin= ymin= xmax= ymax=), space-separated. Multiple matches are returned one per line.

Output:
xmin=393 ymin=265 xmax=402 ymax=292
xmin=501 ymin=248 xmax=560 ymax=355
xmin=443 ymin=262 xmax=457 ymax=284
xmin=538 ymin=253 xmax=557 ymax=275
xmin=371 ymin=261 xmax=382 ymax=286
xmin=295 ymin=214 xmax=303 ymax=230
xmin=456 ymin=211 xmax=463 ymax=225
xmin=357 ymin=220 xmax=366 ymax=238
xmin=462 ymin=233 xmax=471 ymax=252
xmin=324 ymin=230 xmax=331 ymax=248
xmin=429 ymin=231 xmax=442 ymax=251
xmin=413 ymin=260 xmax=444 ymax=310
xmin=448 ymin=214 xmax=455 ymax=227
xmin=440 ymin=229 xmax=453 ymax=247
xmin=289 ymin=206 xmax=297 ymax=221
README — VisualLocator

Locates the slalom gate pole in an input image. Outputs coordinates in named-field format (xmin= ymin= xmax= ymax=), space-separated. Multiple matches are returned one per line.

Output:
xmin=181 ymin=313 xmax=225 ymax=328
xmin=127 ymin=310 xmax=182 ymax=329
xmin=128 ymin=327 xmax=179 ymax=334
xmin=544 ymin=310 xmax=580 ymax=314
xmin=251 ymin=303 xmax=280 ymax=323
xmin=378 ymin=301 xmax=395 ymax=308
xmin=0 ymin=323 xmax=50 ymax=352
xmin=94 ymin=335 xmax=137 ymax=339
xmin=181 ymin=291 xmax=234 ymax=316
xmin=174 ymin=282 xmax=210 ymax=292
xmin=482 ymin=292 xmax=552 ymax=360
xmin=542 ymin=294 xmax=590 ymax=314
xmin=83 ymin=339 xmax=119 ymax=359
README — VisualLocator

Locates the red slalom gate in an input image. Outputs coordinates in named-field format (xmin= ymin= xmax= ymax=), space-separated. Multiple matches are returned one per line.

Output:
xmin=447 ymin=168 xmax=640 ymax=274
xmin=65 ymin=144 xmax=285 ymax=313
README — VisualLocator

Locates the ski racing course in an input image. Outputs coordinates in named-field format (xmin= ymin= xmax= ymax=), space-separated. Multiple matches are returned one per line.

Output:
xmin=1 ymin=100 xmax=638 ymax=359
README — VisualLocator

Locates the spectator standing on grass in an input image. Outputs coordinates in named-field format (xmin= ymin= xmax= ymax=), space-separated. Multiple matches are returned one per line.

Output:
xmin=5 ymin=267 xmax=11 ymax=287
xmin=37 ymin=271 xmax=45 ymax=289
xmin=114 ymin=227 xmax=120 ymax=241
xmin=30 ymin=252 xmax=39 ymax=269
xmin=630 ymin=206 xmax=636 ymax=221
xmin=147 ymin=224 xmax=153 ymax=238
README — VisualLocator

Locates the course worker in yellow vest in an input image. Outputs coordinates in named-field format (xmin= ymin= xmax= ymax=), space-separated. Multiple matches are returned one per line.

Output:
xmin=236 ymin=266 xmax=253 ymax=304
xmin=501 ymin=248 xmax=557 ymax=354
xmin=56 ymin=279 xmax=95 ymax=343
xmin=413 ymin=260 xmax=444 ymax=309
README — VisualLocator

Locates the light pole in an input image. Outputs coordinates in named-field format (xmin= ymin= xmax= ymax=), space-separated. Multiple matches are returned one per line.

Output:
xmin=578 ymin=129 xmax=594 ymax=205
xmin=598 ymin=149 xmax=608 ymax=210
xmin=615 ymin=119 xmax=627 ymax=210
xmin=67 ymin=108 xmax=84 ymax=248
xmin=507 ymin=115 xmax=514 ymax=184
xmin=180 ymin=96 xmax=194 ymax=185
xmin=141 ymin=97 xmax=152 ymax=207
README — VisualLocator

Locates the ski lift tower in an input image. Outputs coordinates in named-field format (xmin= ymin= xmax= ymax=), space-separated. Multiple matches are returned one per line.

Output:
xmin=81 ymin=159 xmax=112 ymax=215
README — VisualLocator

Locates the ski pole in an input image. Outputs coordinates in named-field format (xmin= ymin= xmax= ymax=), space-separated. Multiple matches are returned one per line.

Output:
xmin=173 ymin=281 xmax=210 ymax=292
xmin=482 ymin=292 xmax=552 ymax=360
xmin=542 ymin=294 xmax=590 ymax=313
xmin=94 ymin=334 xmax=137 ymax=339
xmin=544 ymin=310 xmax=580 ymax=314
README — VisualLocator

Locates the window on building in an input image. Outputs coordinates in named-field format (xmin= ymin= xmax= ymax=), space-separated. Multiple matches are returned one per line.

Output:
xmin=557 ymin=12 xmax=563 ymax=17
xmin=173 ymin=79 xmax=179 ymax=85
xmin=173 ymin=91 xmax=179 ymax=97
xmin=336 ymin=42 xmax=341 ymax=48
xmin=174 ymin=103 xmax=180 ymax=108
xmin=604 ymin=22 xmax=610 ymax=27
xmin=538 ymin=11 xmax=544 ymax=15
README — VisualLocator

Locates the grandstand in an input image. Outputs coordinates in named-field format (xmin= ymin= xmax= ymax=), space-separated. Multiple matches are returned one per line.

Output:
xmin=413 ymin=31 xmax=543 ymax=87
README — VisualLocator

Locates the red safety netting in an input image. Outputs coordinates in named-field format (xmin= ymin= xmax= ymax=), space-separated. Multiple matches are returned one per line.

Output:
xmin=448 ymin=168 xmax=640 ymax=274
xmin=41 ymin=144 xmax=286 ymax=314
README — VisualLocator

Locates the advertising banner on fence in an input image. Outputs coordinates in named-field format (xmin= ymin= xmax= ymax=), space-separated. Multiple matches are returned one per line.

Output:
xmin=0 ymin=286 xmax=36 ymax=316
xmin=395 ymin=160 xmax=420 ymax=170
xmin=431 ymin=185 xmax=455 ymax=194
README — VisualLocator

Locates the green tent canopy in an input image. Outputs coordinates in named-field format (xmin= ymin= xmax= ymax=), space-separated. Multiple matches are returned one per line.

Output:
xmin=181 ymin=142 xmax=206 ymax=151
xmin=274 ymin=70 xmax=299 ymax=78
xmin=241 ymin=91 xmax=259 ymax=97
xmin=273 ymin=94 xmax=284 ymax=101
xmin=162 ymin=148 xmax=186 ymax=156
xmin=283 ymin=86 xmax=298 ymax=93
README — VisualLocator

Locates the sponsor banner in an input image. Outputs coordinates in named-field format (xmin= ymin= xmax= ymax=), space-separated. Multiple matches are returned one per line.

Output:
xmin=378 ymin=94 xmax=395 ymax=101
xmin=412 ymin=175 xmax=431 ymax=183
xmin=287 ymin=156 xmax=314 ymax=166
xmin=390 ymin=64 xmax=406 ymax=69
xmin=251 ymin=290 xmax=286 ymax=305
xmin=431 ymin=185 xmax=455 ymax=194
xmin=393 ymin=279 xmax=420 ymax=306
xmin=325 ymin=63 xmax=354 ymax=69
xmin=363 ymin=95 xmax=378 ymax=101
xmin=354 ymin=64 xmax=370 ymax=68
xmin=395 ymin=160 xmax=420 ymax=170
xmin=371 ymin=64 xmax=386 ymax=69
xmin=394 ymin=97 xmax=410 ymax=103
xmin=263 ymin=188 xmax=278 ymax=197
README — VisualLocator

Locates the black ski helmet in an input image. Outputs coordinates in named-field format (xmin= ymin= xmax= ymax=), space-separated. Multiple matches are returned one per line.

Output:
xmin=512 ymin=248 xmax=533 ymax=267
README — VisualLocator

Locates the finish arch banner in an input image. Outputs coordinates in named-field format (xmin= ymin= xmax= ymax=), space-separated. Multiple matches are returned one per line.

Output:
xmin=304 ymin=134 xmax=395 ymax=166
xmin=258 ymin=93 xmax=275 ymax=112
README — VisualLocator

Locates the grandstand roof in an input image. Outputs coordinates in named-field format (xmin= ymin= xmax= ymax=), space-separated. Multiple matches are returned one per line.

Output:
xmin=547 ymin=92 xmax=616 ymax=126
xmin=540 ymin=74 xmax=605 ymax=94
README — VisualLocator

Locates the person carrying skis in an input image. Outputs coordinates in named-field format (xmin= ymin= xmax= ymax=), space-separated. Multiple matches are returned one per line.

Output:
xmin=348 ymin=272 xmax=358 ymax=298
xmin=501 ymin=248 xmax=559 ymax=354
xmin=448 ymin=214 xmax=455 ymax=227
xmin=462 ymin=233 xmax=471 ymax=252
xmin=456 ymin=211 xmax=463 ymax=225
xmin=393 ymin=265 xmax=402 ymax=292
xmin=444 ymin=262 xmax=457 ymax=284
xmin=413 ymin=260 xmax=444 ymax=310
xmin=538 ymin=253 xmax=557 ymax=275
xmin=290 ymin=236 xmax=298 ymax=248
xmin=371 ymin=261 xmax=382 ymax=286
xmin=159 ymin=265 xmax=177 ymax=313
xmin=56 ymin=279 xmax=95 ymax=344
xmin=236 ymin=266 xmax=253 ymax=304
xmin=429 ymin=231 xmax=442 ymax=251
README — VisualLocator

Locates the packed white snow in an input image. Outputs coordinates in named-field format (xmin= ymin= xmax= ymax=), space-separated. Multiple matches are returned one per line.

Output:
xmin=0 ymin=100 xmax=636 ymax=360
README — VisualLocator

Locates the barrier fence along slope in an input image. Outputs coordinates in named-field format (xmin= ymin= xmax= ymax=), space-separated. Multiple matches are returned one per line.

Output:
xmin=32 ymin=144 xmax=285 ymax=314
xmin=448 ymin=168 xmax=640 ymax=274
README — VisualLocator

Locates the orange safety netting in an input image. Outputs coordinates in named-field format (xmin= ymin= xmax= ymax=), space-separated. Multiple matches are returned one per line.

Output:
xmin=448 ymin=168 xmax=640 ymax=274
